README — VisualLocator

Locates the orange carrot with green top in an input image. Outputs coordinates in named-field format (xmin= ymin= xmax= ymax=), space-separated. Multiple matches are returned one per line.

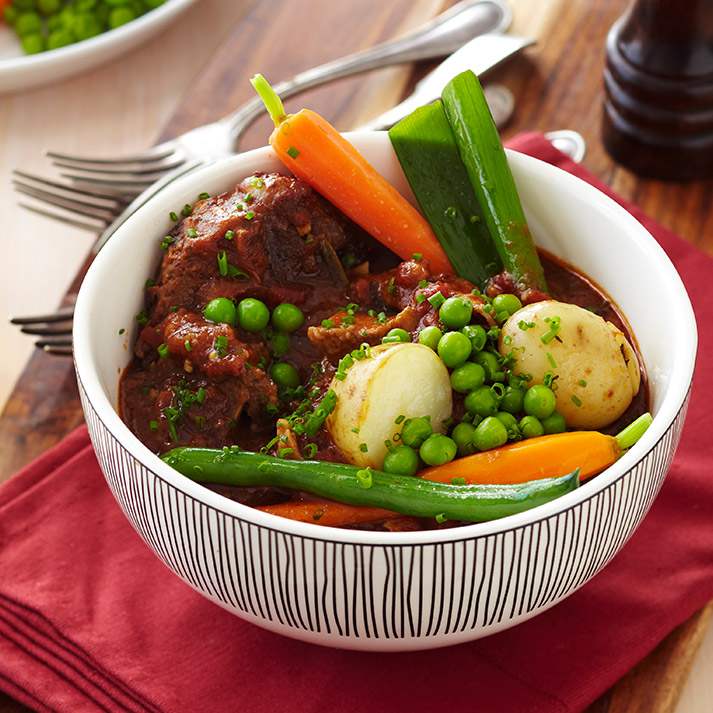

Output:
xmin=250 ymin=73 xmax=453 ymax=275
xmin=420 ymin=413 xmax=652 ymax=486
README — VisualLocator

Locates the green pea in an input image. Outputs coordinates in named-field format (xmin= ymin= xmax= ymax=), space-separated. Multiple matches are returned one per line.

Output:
xmin=439 ymin=296 xmax=473 ymax=329
xmin=541 ymin=410 xmax=566 ymax=434
xmin=473 ymin=350 xmax=505 ymax=382
xmin=46 ymin=29 xmax=73 ymax=49
xmin=20 ymin=31 xmax=45 ymax=53
xmin=418 ymin=325 xmax=442 ymax=350
xmin=37 ymin=0 xmax=62 ymax=14
xmin=382 ymin=327 xmax=410 ymax=344
xmin=382 ymin=445 xmax=419 ymax=476
xmin=450 ymin=362 xmax=486 ymax=393
xmin=464 ymin=385 xmax=499 ymax=418
xmin=204 ymin=297 xmax=237 ymax=326
xmin=492 ymin=293 xmax=522 ymax=319
xmin=400 ymin=416 xmax=432 ymax=449
xmin=108 ymin=6 xmax=136 ymax=27
xmin=523 ymin=384 xmax=557 ymax=420
xmin=460 ymin=324 xmax=487 ymax=352
xmin=495 ymin=411 xmax=520 ymax=440
xmin=269 ymin=362 xmax=300 ymax=389
xmin=271 ymin=303 xmax=304 ymax=333
xmin=519 ymin=415 xmax=545 ymax=439
xmin=237 ymin=298 xmax=270 ymax=332
xmin=419 ymin=433 xmax=457 ymax=466
xmin=73 ymin=12 xmax=103 ymax=40
xmin=271 ymin=332 xmax=290 ymax=357
xmin=473 ymin=416 xmax=509 ymax=451
xmin=3 ymin=5 xmax=20 ymax=25
xmin=15 ymin=12 xmax=42 ymax=36
xmin=437 ymin=331 xmax=472 ymax=368
xmin=451 ymin=421 xmax=476 ymax=457
xmin=499 ymin=385 xmax=525 ymax=414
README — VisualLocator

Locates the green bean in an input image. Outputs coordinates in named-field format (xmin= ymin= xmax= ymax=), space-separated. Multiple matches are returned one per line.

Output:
xmin=161 ymin=447 xmax=579 ymax=523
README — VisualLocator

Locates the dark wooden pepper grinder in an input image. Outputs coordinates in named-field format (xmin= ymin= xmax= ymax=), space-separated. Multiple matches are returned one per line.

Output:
xmin=602 ymin=0 xmax=713 ymax=180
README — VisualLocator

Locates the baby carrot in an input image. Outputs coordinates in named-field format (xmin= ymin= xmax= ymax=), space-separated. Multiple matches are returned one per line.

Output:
xmin=419 ymin=413 xmax=652 ymax=486
xmin=250 ymin=74 xmax=453 ymax=275
xmin=256 ymin=499 xmax=398 ymax=527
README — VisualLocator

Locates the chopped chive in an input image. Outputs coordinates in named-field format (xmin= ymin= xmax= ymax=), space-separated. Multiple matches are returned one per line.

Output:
xmin=186 ymin=228 xmax=198 ymax=238
xmin=356 ymin=468 xmax=373 ymax=489
xmin=149 ymin=420 xmax=159 ymax=432
xmin=198 ymin=192 xmax=210 ymax=200
xmin=428 ymin=292 xmax=445 ymax=310
xmin=157 ymin=343 xmax=169 ymax=358
xmin=245 ymin=211 xmax=256 ymax=220
xmin=286 ymin=146 xmax=300 ymax=159
xmin=169 ymin=211 xmax=179 ymax=222
xmin=217 ymin=251 xmax=228 ymax=276
xmin=224 ymin=229 xmax=235 ymax=240
xmin=571 ymin=394 xmax=583 ymax=407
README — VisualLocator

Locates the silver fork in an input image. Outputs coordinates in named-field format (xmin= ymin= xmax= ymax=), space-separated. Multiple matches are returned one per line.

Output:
xmin=10 ymin=129 xmax=587 ymax=356
xmin=16 ymin=0 xmax=510 ymax=216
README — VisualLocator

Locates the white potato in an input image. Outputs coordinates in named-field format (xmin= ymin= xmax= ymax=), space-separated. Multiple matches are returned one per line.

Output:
xmin=499 ymin=301 xmax=640 ymax=429
xmin=326 ymin=343 xmax=452 ymax=468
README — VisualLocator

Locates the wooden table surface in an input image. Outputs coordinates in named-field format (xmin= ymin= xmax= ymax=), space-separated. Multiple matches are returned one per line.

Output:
xmin=1 ymin=0 xmax=712 ymax=710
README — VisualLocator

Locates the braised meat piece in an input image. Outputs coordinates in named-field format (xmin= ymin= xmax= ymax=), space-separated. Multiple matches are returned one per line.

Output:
xmin=145 ymin=172 xmax=362 ymax=325
xmin=308 ymin=259 xmax=496 ymax=364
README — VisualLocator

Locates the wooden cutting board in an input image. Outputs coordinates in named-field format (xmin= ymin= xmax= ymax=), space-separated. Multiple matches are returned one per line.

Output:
xmin=1 ymin=0 xmax=710 ymax=710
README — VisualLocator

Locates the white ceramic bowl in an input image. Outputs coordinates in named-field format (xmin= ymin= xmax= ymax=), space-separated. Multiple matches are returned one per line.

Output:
xmin=73 ymin=133 xmax=696 ymax=651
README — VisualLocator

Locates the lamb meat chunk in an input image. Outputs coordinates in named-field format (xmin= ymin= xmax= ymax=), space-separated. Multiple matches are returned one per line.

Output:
xmin=307 ymin=304 xmax=426 ymax=364
xmin=144 ymin=172 xmax=365 ymax=325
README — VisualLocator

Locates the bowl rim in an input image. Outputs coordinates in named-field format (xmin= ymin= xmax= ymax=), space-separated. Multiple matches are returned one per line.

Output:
xmin=73 ymin=133 xmax=698 ymax=546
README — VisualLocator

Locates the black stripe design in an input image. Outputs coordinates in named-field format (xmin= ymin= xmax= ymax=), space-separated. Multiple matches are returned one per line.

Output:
xmin=78 ymin=376 xmax=692 ymax=648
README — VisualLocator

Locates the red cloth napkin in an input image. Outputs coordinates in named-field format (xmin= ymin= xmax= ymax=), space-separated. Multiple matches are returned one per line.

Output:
xmin=1 ymin=133 xmax=711 ymax=713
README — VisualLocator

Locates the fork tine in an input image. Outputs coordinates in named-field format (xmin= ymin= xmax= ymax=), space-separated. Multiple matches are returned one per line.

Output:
xmin=10 ymin=305 xmax=75 ymax=325
xmin=44 ymin=141 xmax=176 ymax=165
xmin=12 ymin=170 xmax=132 ymax=202
xmin=51 ymin=154 xmax=186 ymax=177
xmin=17 ymin=201 xmax=107 ymax=231
xmin=13 ymin=180 xmax=122 ymax=223
xmin=20 ymin=323 xmax=73 ymax=336
xmin=36 ymin=336 xmax=73 ymax=355
xmin=60 ymin=172 xmax=160 ymax=192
